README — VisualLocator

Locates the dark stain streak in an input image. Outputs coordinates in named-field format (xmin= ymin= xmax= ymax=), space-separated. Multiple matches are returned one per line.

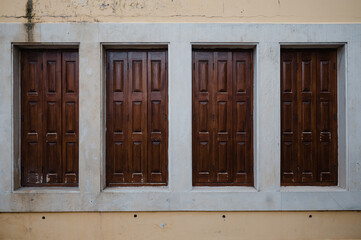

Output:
xmin=25 ymin=0 xmax=34 ymax=42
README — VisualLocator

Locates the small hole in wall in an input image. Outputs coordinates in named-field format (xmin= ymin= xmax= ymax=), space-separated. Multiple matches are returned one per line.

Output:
xmin=309 ymin=215 xmax=312 ymax=218
xmin=134 ymin=214 xmax=137 ymax=218
xmin=42 ymin=216 xmax=45 ymax=220
xmin=222 ymin=215 xmax=226 ymax=219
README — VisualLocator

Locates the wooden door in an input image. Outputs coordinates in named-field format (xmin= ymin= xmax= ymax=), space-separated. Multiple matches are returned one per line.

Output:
xmin=21 ymin=50 xmax=79 ymax=186
xmin=281 ymin=49 xmax=337 ymax=186
xmin=192 ymin=50 xmax=253 ymax=186
xmin=106 ymin=50 xmax=168 ymax=186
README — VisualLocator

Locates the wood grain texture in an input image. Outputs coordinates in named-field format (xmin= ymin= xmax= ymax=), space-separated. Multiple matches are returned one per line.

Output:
xmin=21 ymin=50 xmax=79 ymax=187
xmin=281 ymin=49 xmax=337 ymax=186
xmin=106 ymin=50 xmax=168 ymax=186
xmin=192 ymin=50 xmax=253 ymax=186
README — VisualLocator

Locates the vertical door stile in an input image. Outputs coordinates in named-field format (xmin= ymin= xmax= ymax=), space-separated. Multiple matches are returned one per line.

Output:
xmin=147 ymin=51 xmax=168 ymax=183
xmin=213 ymin=51 xmax=233 ymax=183
xmin=280 ymin=51 xmax=298 ymax=184
xmin=21 ymin=50 xmax=44 ymax=186
xmin=106 ymin=51 xmax=128 ymax=185
xmin=192 ymin=51 xmax=214 ymax=184
xmin=232 ymin=51 xmax=253 ymax=185
xmin=61 ymin=51 xmax=79 ymax=185
xmin=128 ymin=51 xmax=148 ymax=183
xmin=43 ymin=51 xmax=62 ymax=184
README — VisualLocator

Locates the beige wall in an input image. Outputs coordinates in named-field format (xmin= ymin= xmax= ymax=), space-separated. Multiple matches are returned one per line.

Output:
xmin=0 ymin=0 xmax=361 ymax=23
xmin=1 ymin=212 xmax=361 ymax=240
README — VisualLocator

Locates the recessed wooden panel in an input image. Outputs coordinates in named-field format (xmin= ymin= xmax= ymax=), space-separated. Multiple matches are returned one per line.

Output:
xmin=132 ymin=101 xmax=142 ymax=132
xmin=46 ymin=102 xmax=57 ymax=132
xmin=198 ymin=101 xmax=209 ymax=132
xmin=320 ymin=101 xmax=330 ymax=131
xmin=235 ymin=61 xmax=246 ymax=93
xmin=65 ymin=102 xmax=76 ymax=133
xmin=282 ymin=102 xmax=293 ymax=133
xmin=113 ymin=101 xmax=124 ymax=133
xmin=114 ymin=142 xmax=125 ymax=173
xmin=217 ymin=61 xmax=228 ymax=92
xmin=28 ymin=62 xmax=39 ymax=93
xmin=113 ymin=61 xmax=125 ymax=92
xmin=217 ymin=102 xmax=227 ymax=132
xmin=150 ymin=141 xmax=161 ymax=172
xmin=151 ymin=101 xmax=161 ymax=132
xmin=64 ymin=142 xmax=77 ymax=184
xmin=282 ymin=61 xmax=292 ymax=93
xmin=150 ymin=60 xmax=161 ymax=92
xmin=281 ymin=49 xmax=337 ymax=186
xmin=107 ymin=50 xmax=168 ymax=186
xmin=320 ymin=61 xmax=330 ymax=92
xmin=236 ymin=101 xmax=246 ymax=133
xmin=193 ymin=50 xmax=253 ymax=186
xmin=132 ymin=142 xmax=143 ymax=173
xmin=65 ymin=142 xmax=75 ymax=173
xmin=235 ymin=142 xmax=246 ymax=173
xmin=46 ymin=61 xmax=57 ymax=93
xmin=302 ymin=101 xmax=312 ymax=131
xmin=45 ymin=142 xmax=59 ymax=183
xmin=28 ymin=102 xmax=38 ymax=132
xmin=198 ymin=61 xmax=209 ymax=92
xmin=132 ymin=61 xmax=143 ymax=92
xmin=199 ymin=141 xmax=210 ymax=172
xmin=301 ymin=61 xmax=312 ymax=92
xmin=65 ymin=61 xmax=76 ymax=93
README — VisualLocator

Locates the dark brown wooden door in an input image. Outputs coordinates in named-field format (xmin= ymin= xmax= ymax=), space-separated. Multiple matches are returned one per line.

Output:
xmin=281 ymin=49 xmax=337 ymax=186
xmin=106 ymin=50 xmax=168 ymax=186
xmin=192 ymin=50 xmax=253 ymax=186
xmin=21 ymin=50 xmax=79 ymax=187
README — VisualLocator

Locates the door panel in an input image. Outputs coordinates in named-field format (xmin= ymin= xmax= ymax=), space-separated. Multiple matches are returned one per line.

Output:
xmin=316 ymin=50 xmax=337 ymax=183
xmin=106 ymin=50 xmax=168 ymax=186
xmin=281 ymin=49 xmax=337 ymax=186
xmin=43 ymin=51 xmax=62 ymax=184
xmin=62 ymin=51 xmax=79 ymax=185
xmin=193 ymin=52 xmax=214 ymax=183
xmin=281 ymin=51 xmax=298 ymax=184
xmin=214 ymin=52 xmax=232 ymax=183
xmin=147 ymin=51 xmax=168 ymax=183
xmin=106 ymin=51 xmax=128 ymax=184
xmin=21 ymin=50 xmax=78 ymax=187
xmin=232 ymin=51 xmax=253 ymax=185
xmin=193 ymin=50 xmax=253 ymax=186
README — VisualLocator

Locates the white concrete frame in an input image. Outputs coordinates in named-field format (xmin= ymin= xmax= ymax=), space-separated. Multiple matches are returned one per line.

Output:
xmin=0 ymin=23 xmax=361 ymax=212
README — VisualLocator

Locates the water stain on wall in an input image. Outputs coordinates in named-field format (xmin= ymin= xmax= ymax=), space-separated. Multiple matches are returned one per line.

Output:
xmin=25 ymin=0 xmax=34 ymax=41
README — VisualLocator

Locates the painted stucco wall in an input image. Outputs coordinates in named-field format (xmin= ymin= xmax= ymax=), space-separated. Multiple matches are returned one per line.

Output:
xmin=0 ymin=0 xmax=361 ymax=23
xmin=1 ymin=212 xmax=361 ymax=240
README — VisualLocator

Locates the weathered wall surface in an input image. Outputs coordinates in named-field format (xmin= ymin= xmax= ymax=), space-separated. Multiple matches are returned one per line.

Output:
xmin=1 ymin=0 xmax=361 ymax=23
xmin=1 ymin=212 xmax=361 ymax=240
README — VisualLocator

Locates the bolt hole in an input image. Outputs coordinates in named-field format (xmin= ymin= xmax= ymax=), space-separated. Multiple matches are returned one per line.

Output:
xmin=134 ymin=214 xmax=137 ymax=218
xmin=309 ymin=215 xmax=312 ymax=218
xmin=42 ymin=216 xmax=45 ymax=220
xmin=222 ymin=215 xmax=226 ymax=219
